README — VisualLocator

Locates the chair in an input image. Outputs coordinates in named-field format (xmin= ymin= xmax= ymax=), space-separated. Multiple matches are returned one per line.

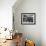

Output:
xmin=15 ymin=33 xmax=23 ymax=46
xmin=25 ymin=40 xmax=35 ymax=46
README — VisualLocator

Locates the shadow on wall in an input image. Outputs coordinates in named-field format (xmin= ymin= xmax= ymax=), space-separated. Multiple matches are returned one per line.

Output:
xmin=12 ymin=0 xmax=24 ymax=33
xmin=12 ymin=0 xmax=24 ymax=9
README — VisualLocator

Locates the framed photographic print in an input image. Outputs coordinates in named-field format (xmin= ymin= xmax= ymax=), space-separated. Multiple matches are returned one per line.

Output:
xmin=21 ymin=13 xmax=36 ymax=25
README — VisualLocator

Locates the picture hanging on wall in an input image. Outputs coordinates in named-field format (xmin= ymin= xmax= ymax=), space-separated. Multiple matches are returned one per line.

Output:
xmin=21 ymin=13 xmax=36 ymax=25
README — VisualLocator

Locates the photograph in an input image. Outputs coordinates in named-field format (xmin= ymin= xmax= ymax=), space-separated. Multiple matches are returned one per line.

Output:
xmin=21 ymin=13 xmax=36 ymax=25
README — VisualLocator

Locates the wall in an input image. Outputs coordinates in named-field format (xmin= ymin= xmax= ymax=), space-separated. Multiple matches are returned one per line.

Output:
xmin=41 ymin=0 xmax=46 ymax=46
xmin=13 ymin=0 xmax=41 ymax=46
xmin=0 ymin=0 xmax=16 ymax=30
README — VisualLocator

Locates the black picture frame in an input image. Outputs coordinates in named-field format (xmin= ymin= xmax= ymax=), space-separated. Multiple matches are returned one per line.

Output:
xmin=21 ymin=13 xmax=36 ymax=25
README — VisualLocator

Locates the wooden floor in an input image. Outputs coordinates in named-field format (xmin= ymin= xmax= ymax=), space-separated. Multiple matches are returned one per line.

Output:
xmin=0 ymin=39 xmax=16 ymax=46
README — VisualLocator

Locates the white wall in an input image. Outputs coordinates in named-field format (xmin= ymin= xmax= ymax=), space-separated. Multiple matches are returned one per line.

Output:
xmin=13 ymin=0 xmax=41 ymax=46
xmin=0 ymin=0 xmax=16 ymax=30
xmin=41 ymin=0 xmax=46 ymax=46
